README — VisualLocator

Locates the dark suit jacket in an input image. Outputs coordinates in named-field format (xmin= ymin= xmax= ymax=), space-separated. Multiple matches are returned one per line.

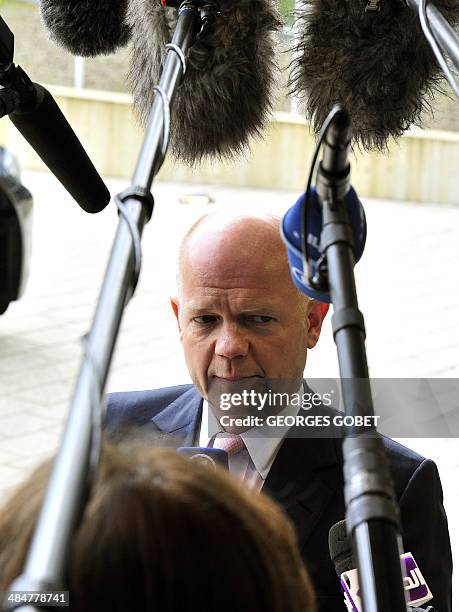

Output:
xmin=106 ymin=384 xmax=452 ymax=612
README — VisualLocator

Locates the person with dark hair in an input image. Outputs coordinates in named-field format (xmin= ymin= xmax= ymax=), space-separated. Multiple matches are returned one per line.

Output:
xmin=0 ymin=443 xmax=316 ymax=612
xmin=107 ymin=211 xmax=452 ymax=612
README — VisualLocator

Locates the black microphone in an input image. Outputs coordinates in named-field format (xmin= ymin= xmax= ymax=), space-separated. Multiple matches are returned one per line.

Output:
xmin=9 ymin=84 xmax=111 ymax=213
xmin=1 ymin=15 xmax=110 ymax=213
xmin=38 ymin=0 xmax=281 ymax=165
xmin=328 ymin=519 xmax=354 ymax=576
xmin=289 ymin=0 xmax=459 ymax=151
xmin=39 ymin=0 xmax=132 ymax=56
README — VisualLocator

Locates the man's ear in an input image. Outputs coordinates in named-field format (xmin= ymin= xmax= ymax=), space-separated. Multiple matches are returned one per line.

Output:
xmin=170 ymin=296 xmax=181 ymax=332
xmin=307 ymin=300 xmax=328 ymax=349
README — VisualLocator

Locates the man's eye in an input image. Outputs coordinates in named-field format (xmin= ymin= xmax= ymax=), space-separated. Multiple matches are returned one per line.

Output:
xmin=247 ymin=315 xmax=274 ymax=324
xmin=192 ymin=315 xmax=217 ymax=324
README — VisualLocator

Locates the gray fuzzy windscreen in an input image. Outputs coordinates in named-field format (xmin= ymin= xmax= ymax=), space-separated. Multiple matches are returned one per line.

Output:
xmin=127 ymin=0 xmax=281 ymax=164
xmin=39 ymin=0 xmax=132 ymax=57
xmin=289 ymin=0 xmax=459 ymax=151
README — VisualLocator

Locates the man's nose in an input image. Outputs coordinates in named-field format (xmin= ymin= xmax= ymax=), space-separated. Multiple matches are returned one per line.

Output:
xmin=215 ymin=323 xmax=249 ymax=360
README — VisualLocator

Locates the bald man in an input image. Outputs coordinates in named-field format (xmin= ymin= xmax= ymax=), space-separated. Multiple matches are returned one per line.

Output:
xmin=172 ymin=212 xmax=324 ymax=434
xmin=107 ymin=212 xmax=451 ymax=612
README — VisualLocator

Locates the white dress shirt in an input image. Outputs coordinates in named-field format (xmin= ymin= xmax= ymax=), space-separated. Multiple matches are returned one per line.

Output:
xmin=198 ymin=387 xmax=303 ymax=491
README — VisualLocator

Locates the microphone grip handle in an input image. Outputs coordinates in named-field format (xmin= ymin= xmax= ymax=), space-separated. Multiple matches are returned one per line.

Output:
xmin=9 ymin=84 xmax=110 ymax=213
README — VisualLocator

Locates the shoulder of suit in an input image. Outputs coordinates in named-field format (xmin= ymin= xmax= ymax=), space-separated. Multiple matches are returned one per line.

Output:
xmin=315 ymin=397 xmax=426 ymax=464
xmin=105 ymin=384 xmax=196 ymax=427
xmin=381 ymin=436 xmax=426 ymax=466
xmin=317 ymin=400 xmax=429 ymax=494
xmin=382 ymin=436 xmax=432 ymax=496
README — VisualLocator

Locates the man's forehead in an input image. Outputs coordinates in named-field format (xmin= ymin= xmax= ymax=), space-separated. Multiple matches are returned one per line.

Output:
xmin=180 ymin=265 xmax=301 ymax=315
xmin=190 ymin=249 xmax=284 ymax=277
xmin=184 ymin=294 xmax=281 ymax=313
xmin=176 ymin=211 xmax=298 ymax=303
xmin=181 ymin=254 xmax=292 ymax=305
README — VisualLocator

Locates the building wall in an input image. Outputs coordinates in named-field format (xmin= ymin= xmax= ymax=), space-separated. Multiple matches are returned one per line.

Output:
xmin=1 ymin=87 xmax=458 ymax=205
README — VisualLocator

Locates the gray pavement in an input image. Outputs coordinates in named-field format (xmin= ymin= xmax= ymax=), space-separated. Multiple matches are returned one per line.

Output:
xmin=1 ymin=170 xmax=458 ymax=601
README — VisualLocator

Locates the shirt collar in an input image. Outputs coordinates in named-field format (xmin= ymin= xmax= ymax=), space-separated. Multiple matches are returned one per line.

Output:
xmin=199 ymin=385 xmax=303 ymax=480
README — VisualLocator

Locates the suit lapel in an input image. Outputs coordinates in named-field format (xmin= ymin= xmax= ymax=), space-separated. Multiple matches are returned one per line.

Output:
xmin=151 ymin=386 xmax=203 ymax=446
xmin=263 ymin=435 xmax=340 ymax=546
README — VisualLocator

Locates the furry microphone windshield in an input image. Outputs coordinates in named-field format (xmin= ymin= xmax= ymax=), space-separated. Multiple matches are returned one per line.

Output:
xmin=289 ymin=0 xmax=459 ymax=151
xmin=127 ymin=0 xmax=281 ymax=164
xmin=39 ymin=0 xmax=132 ymax=56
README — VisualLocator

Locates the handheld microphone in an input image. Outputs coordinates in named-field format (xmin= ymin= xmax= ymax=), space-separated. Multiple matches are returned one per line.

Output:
xmin=289 ymin=0 xmax=459 ymax=151
xmin=177 ymin=447 xmax=229 ymax=470
xmin=39 ymin=0 xmax=132 ymax=56
xmin=328 ymin=520 xmax=435 ymax=611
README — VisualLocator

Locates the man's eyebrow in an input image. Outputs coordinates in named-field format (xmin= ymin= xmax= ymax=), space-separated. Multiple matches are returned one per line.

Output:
xmin=186 ymin=306 xmax=217 ymax=314
xmin=238 ymin=307 xmax=277 ymax=315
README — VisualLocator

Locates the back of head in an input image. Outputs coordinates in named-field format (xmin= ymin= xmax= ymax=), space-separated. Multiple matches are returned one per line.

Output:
xmin=0 ymin=443 xmax=315 ymax=612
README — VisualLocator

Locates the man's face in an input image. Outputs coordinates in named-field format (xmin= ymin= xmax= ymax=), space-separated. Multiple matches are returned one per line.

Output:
xmin=171 ymin=216 xmax=324 ymax=402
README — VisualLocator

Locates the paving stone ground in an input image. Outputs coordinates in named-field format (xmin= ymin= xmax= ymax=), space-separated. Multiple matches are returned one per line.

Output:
xmin=1 ymin=170 xmax=458 ymax=602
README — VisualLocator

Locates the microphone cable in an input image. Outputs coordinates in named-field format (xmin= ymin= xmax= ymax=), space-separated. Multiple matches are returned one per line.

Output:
xmin=301 ymin=104 xmax=345 ymax=294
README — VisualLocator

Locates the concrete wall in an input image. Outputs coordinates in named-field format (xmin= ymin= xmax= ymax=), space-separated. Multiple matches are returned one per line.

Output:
xmin=1 ymin=86 xmax=458 ymax=205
